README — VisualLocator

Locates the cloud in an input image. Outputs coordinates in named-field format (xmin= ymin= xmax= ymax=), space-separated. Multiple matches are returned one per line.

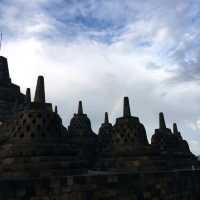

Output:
xmin=0 ymin=0 xmax=200 ymax=154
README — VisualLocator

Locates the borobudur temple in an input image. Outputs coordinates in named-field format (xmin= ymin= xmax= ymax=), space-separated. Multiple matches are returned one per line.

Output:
xmin=0 ymin=55 xmax=199 ymax=200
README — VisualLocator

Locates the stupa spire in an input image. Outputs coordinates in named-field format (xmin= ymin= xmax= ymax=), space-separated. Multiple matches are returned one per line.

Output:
xmin=25 ymin=88 xmax=31 ymax=104
xmin=173 ymin=123 xmax=178 ymax=134
xmin=0 ymin=56 xmax=11 ymax=84
xmin=104 ymin=112 xmax=109 ymax=124
xmin=159 ymin=112 xmax=166 ymax=129
xmin=78 ymin=101 xmax=83 ymax=114
xmin=173 ymin=123 xmax=182 ymax=138
xmin=123 ymin=97 xmax=131 ymax=117
xmin=55 ymin=106 xmax=58 ymax=114
xmin=34 ymin=76 xmax=45 ymax=103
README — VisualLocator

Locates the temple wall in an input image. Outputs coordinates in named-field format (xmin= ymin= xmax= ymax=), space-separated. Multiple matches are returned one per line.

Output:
xmin=0 ymin=170 xmax=199 ymax=200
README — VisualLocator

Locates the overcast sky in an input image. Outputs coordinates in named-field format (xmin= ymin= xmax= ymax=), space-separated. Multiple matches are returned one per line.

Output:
xmin=0 ymin=0 xmax=200 ymax=154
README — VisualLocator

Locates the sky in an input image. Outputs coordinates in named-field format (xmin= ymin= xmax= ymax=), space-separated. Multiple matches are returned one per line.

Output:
xmin=0 ymin=0 xmax=200 ymax=154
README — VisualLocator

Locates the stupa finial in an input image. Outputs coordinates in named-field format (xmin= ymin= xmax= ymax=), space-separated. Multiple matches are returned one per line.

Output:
xmin=123 ymin=97 xmax=131 ymax=117
xmin=173 ymin=122 xmax=182 ymax=138
xmin=25 ymin=88 xmax=31 ymax=104
xmin=78 ymin=101 xmax=83 ymax=114
xmin=159 ymin=112 xmax=166 ymax=129
xmin=105 ymin=112 xmax=109 ymax=124
xmin=34 ymin=76 xmax=45 ymax=103
xmin=55 ymin=105 xmax=58 ymax=114
xmin=173 ymin=123 xmax=178 ymax=134
xmin=0 ymin=56 xmax=11 ymax=84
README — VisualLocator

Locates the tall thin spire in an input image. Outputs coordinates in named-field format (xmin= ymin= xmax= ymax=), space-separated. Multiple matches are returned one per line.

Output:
xmin=55 ymin=106 xmax=58 ymax=114
xmin=34 ymin=76 xmax=45 ymax=103
xmin=78 ymin=101 xmax=83 ymax=114
xmin=173 ymin=123 xmax=182 ymax=138
xmin=104 ymin=112 xmax=109 ymax=124
xmin=159 ymin=112 xmax=166 ymax=129
xmin=0 ymin=56 xmax=11 ymax=84
xmin=123 ymin=97 xmax=131 ymax=117
xmin=25 ymin=88 xmax=31 ymax=103
xmin=173 ymin=123 xmax=178 ymax=134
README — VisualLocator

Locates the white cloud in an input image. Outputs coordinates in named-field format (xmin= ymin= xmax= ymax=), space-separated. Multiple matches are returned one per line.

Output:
xmin=196 ymin=120 xmax=200 ymax=130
